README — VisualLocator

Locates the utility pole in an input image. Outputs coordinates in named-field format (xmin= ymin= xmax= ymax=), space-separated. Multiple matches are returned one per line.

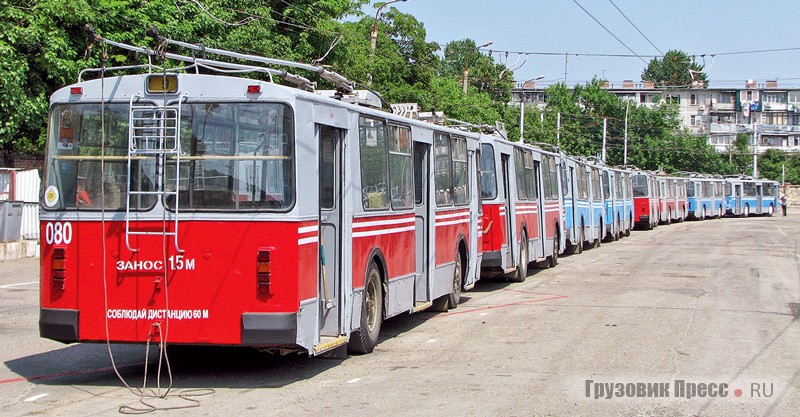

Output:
xmin=463 ymin=41 xmax=493 ymax=94
xmin=519 ymin=101 xmax=525 ymax=142
xmin=369 ymin=0 xmax=407 ymax=85
xmin=623 ymin=100 xmax=629 ymax=168
xmin=602 ymin=117 xmax=607 ymax=163
xmin=556 ymin=112 xmax=561 ymax=148
xmin=752 ymin=122 xmax=759 ymax=178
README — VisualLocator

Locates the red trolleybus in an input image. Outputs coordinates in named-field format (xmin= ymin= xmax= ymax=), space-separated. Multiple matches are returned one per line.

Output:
xmin=631 ymin=170 xmax=658 ymax=230
xmin=39 ymin=32 xmax=481 ymax=356
xmin=479 ymin=137 xmax=563 ymax=281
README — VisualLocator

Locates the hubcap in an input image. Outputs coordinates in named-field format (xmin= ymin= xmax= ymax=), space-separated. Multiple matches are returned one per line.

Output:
xmin=366 ymin=273 xmax=378 ymax=332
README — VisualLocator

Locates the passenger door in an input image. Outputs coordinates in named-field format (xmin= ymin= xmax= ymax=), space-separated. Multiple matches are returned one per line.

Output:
xmin=318 ymin=125 xmax=344 ymax=337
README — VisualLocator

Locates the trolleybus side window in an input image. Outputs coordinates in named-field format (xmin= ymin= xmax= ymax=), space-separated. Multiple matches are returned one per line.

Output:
xmin=44 ymin=103 xmax=156 ymax=211
xmin=577 ymin=166 xmax=589 ymax=199
xmin=764 ymin=183 xmax=777 ymax=197
xmin=725 ymin=182 xmax=732 ymax=196
xmin=360 ymin=116 xmax=389 ymax=210
xmin=602 ymin=171 xmax=611 ymax=200
xmin=452 ymin=136 xmax=470 ymax=206
xmin=513 ymin=148 xmax=527 ymax=200
xmin=560 ymin=162 xmax=569 ymax=197
xmin=614 ymin=172 xmax=623 ymax=200
xmin=545 ymin=156 xmax=559 ymax=200
xmin=686 ymin=181 xmax=695 ymax=197
xmin=591 ymin=169 xmax=602 ymax=202
xmin=389 ymin=124 xmax=413 ymax=209
xmin=743 ymin=182 xmax=756 ymax=197
xmin=434 ymin=132 xmax=454 ymax=206
xmin=479 ymin=143 xmax=498 ymax=200
xmin=167 ymin=102 xmax=294 ymax=211
xmin=524 ymin=150 xmax=537 ymax=200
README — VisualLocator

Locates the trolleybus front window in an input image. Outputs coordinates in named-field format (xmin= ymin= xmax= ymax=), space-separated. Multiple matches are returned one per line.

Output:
xmin=44 ymin=103 xmax=157 ymax=211
xmin=166 ymin=102 xmax=295 ymax=211
xmin=479 ymin=144 xmax=498 ymax=200
xmin=632 ymin=174 xmax=648 ymax=197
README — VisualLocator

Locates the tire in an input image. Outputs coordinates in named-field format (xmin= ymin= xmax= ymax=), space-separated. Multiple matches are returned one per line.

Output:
xmin=624 ymin=215 xmax=632 ymax=237
xmin=743 ymin=204 xmax=750 ymax=218
xmin=548 ymin=234 xmax=559 ymax=267
xmin=432 ymin=252 xmax=463 ymax=311
xmin=509 ymin=232 xmax=528 ymax=282
xmin=768 ymin=204 xmax=774 ymax=217
xmin=613 ymin=217 xmax=620 ymax=241
xmin=716 ymin=206 xmax=722 ymax=219
xmin=575 ymin=221 xmax=584 ymax=254
xmin=348 ymin=263 xmax=383 ymax=354
xmin=593 ymin=221 xmax=602 ymax=248
xmin=701 ymin=207 xmax=706 ymax=220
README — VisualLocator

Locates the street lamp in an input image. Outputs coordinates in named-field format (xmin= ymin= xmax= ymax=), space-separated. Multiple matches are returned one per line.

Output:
xmin=519 ymin=75 xmax=545 ymax=142
xmin=368 ymin=0 xmax=407 ymax=85
xmin=462 ymin=41 xmax=492 ymax=94
xmin=370 ymin=0 xmax=407 ymax=60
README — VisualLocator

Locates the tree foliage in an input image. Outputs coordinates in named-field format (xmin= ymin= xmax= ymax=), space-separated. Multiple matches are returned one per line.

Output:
xmin=0 ymin=1 xmax=789 ymax=183
xmin=642 ymin=49 xmax=708 ymax=88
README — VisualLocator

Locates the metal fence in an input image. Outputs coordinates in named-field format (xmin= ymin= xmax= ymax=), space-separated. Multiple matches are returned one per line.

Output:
xmin=0 ymin=168 xmax=41 ymax=240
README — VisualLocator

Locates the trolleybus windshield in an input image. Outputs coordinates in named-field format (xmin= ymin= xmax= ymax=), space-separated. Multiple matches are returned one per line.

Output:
xmin=44 ymin=103 xmax=157 ymax=211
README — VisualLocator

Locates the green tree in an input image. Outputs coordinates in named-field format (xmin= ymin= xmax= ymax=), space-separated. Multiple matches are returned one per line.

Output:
xmin=642 ymin=49 xmax=708 ymax=88
xmin=0 ymin=0 xmax=368 ymax=166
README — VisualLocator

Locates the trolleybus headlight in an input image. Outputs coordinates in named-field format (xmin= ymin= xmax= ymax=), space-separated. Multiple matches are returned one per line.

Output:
xmin=256 ymin=249 xmax=271 ymax=294
xmin=52 ymin=247 xmax=66 ymax=290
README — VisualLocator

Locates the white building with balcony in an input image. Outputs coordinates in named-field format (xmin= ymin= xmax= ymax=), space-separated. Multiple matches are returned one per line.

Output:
xmin=511 ymin=80 xmax=800 ymax=154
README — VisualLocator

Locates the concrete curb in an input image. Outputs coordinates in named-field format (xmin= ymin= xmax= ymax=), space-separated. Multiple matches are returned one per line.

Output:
xmin=0 ymin=240 xmax=40 ymax=261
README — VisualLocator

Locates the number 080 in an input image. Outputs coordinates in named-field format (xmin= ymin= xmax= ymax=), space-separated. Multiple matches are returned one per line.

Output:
xmin=45 ymin=222 xmax=73 ymax=245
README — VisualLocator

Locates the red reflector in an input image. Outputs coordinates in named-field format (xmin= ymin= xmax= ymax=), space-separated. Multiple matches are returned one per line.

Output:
xmin=53 ymin=247 xmax=66 ymax=259
xmin=257 ymin=249 xmax=271 ymax=294
xmin=247 ymin=85 xmax=261 ymax=93
xmin=52 ymin=270 xmax=66 ymax=290
xmin=70 ymin=87 xmax=83 ymax=95
xmin=52 ymin=259 xmax=66 ymax=271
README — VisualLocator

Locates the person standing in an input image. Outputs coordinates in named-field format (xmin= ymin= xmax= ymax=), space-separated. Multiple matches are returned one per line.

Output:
xmin=780 ymin=194 xmax=788 ymax=216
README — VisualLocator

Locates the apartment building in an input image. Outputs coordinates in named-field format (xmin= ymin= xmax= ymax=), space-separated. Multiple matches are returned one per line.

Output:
xmin=512 ymin=80 xmax=800 ymax=154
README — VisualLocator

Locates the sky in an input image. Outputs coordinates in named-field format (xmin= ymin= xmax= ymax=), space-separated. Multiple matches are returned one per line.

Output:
xmin=371 ymin=0 xmax=800 ymax=89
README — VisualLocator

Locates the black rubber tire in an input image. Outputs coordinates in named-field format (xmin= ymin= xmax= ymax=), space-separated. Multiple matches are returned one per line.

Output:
xmin=348 ymin=263 xmax=383 ymax=354
xmin=432 ymin=252 xmax=463 ymax=311
xmin=508 ymin=232 xmax=528 ymax=282
xmin=548 ymin=234 xmax=559 ymax=267
xmin=574 ymin=221 xmax=584 ymax=254
xmin=593 ymin=221 xmax=602 ymax=248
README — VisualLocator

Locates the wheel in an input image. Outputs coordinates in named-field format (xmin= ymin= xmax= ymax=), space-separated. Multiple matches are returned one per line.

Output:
xmin=624 ymin=215 xmax=632 ymax=237
xmin=548 ymin=234 xmax=559 ymax=267
xmin=509 ymin=232 xmax=528 ymax=282
xmin=432 ymin=252 xmax=463 ymax=311
xmin=743 ymin=204 xmax=750 ymax=217
xmin=613 ymin=218 xmax=620 ymax=241
xmin=348 ymin=263 xmax=383 ymax=354
xmin=768 ymin=204 xmax=774 ymax=217
xmin=574 ymin=221 xmax=584 ymax=254
xmin=593 ymin=221 xmax=602 ymax=248
xmin=701 ymin=207 xmax=706 ymax=220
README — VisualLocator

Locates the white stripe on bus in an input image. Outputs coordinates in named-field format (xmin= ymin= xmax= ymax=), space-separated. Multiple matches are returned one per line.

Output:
xmin=298 ymin=236 xmax=319 ymax=246
xmin=298 ymin=225 xmax=318 ymax=234
xmin=352 ymin=225 xmax=416 ymax=238
xmin=436 ymin=218 xmax=471 ymax=227
xmin=353 ymin=217 xmax=415 ymax=229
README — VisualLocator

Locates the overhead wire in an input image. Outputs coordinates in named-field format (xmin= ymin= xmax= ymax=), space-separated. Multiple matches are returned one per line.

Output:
xmin=607 ymin=0 xmax=663 ymax=55
xmin=571 ymin=0 xmax=649 ymax=65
